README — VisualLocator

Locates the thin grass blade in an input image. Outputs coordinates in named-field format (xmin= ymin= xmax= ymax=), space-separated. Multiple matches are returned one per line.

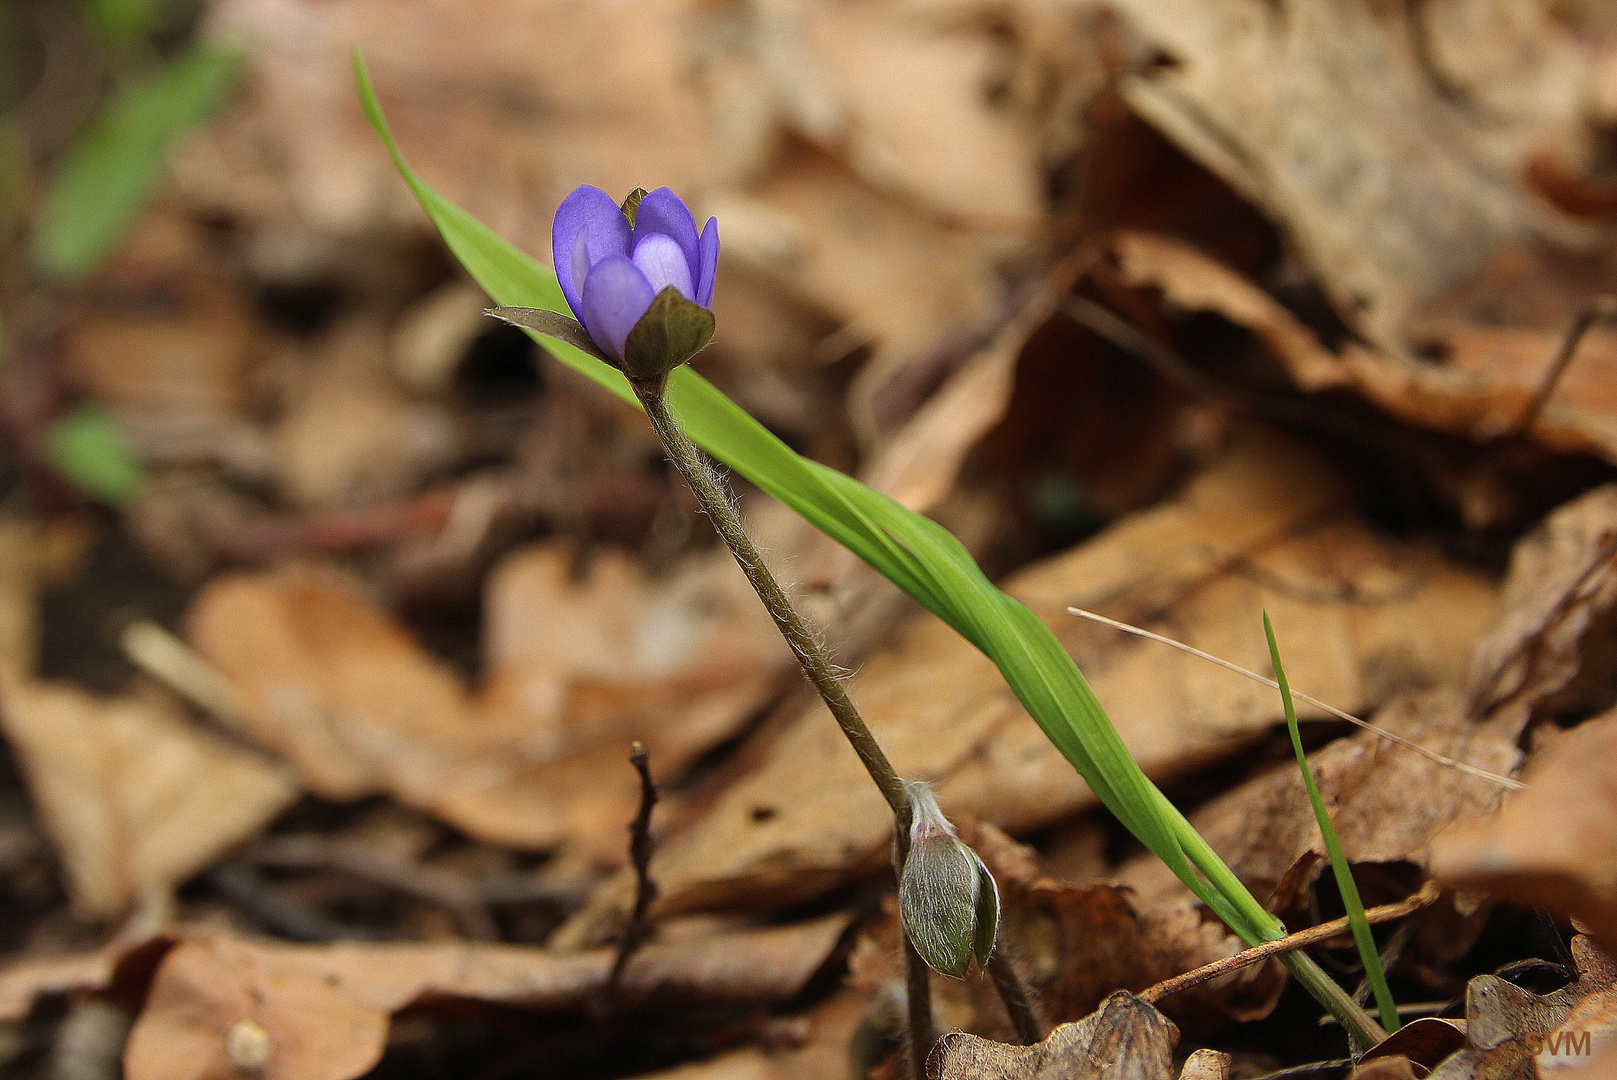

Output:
xmin=1264 ymin=612 xmax=1401 ymax=1033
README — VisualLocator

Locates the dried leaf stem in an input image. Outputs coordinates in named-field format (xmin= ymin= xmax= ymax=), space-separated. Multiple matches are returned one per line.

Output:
xmin=1142 ymin=882 xmax=1440 ymax=1005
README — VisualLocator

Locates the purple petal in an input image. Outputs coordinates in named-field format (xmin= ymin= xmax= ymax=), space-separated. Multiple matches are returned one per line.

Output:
xmin=580 ymin=254 xmax=655 ymax=360
xmin=630 ymin=188 xmax=699 ymax=279
xmin=552 ymin=186 xmax=631 ymax=320
xmin=695 ymin=217 xmax=719 ymax=307
xmin=631 ymin=233 xmax=694 ymax=301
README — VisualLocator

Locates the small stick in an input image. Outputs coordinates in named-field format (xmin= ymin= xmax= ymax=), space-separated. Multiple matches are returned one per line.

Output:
xmin=987 ymin=952 xmax=1043 ymax=1045
xmin=606 ymin=742 xmax=660 ymax=1008
xmin=1066 ymin=607 xmax=1524 ymax=791
xmin=1140 ymin=882 xmax=1440 ymax=1004
xmin=1514 ymin=295 xmax=1617 ymax=436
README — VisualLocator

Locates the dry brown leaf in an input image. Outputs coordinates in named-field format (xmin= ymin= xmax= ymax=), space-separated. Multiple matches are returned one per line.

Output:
xmin=1466 ymin=483 xmax=1617 ymax=732
xmin=1110 ymin=232 xmax=1346 ymax=391
xmin=0 ymin=681 xmax=299 ymax=917
xmin=560 ymin=427 xmax=1496 ymax=940
xmin=123 ymin=934 xmax=388 ymax=1080
xmin=798 ymin=0 xmax=1044 ymax=226
xmin=1430 ymin=708 xmax=1617 ymax=951
xmin=1115 ymin=686 xmax=1522 ymax=914
xmin=186 ymin=562 xmax=477 ymax=805
xmin=1111 ymin=230 xmax=1617 ymax=469
xmin=115 ymin=916 xmax=847 ymax=1080
xmin=270 ymin=318 xmax=461 ymax=508
xmin=1120 ymin=479 xmax=1617 ymax=914
xmin=475 ymin=538 xmax=784 ymax=767
xmin=1104 ymin=0 xmax=1596 ymax=349
xmin=0 ymin=519 xmax=296 ymax=918
xmin=931 ymin=991 xmax=1178 ymax=1080
xmin=1537 ymin=976 xmax=1617 ymax=1078
xmin=1426 ymin=938 xmax=1616 ymax=1080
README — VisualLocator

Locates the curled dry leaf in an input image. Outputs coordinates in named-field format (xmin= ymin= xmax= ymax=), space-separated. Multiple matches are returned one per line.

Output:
xmin=561 ymin=427 xmax=1496 ymax=939
xmin=1430 ymin=707 xmax=1617 ymax=951
xmin=932 ymin=991 xmax=1179 ymax=1080
xmin=1105 ymin=0 xmax=1593 ymax=349
xmin=115 ymin=915 xmax=848 ymax=1080
xmin=1426 ymin=936 xmax=1616 ymax=1080
xmin=1112 ymin=231 xmax=1617 ymax=469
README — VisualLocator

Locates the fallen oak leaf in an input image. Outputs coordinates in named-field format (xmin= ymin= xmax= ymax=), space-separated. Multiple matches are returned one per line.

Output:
xmin=109 ymin=914 xmax=849 ymax=1080
xmin=931 ymin=991 xmax=1179 ymax=1080
xmin=1430 ymin=707 xmax=1617 ymax=952
xmin=0 ymin=678 xmax=299 ymax=918
xmin=1425 ymin=936 xmax=1616 ymax=1080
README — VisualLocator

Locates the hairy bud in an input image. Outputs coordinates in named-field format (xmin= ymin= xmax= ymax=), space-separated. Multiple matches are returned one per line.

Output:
xmin=898 ymin=780 xmax=999 ymax=978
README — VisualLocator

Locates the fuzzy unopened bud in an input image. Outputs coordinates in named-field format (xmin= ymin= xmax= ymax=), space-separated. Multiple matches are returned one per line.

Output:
xmin=898 ymin=780 xmax=999 ymax=978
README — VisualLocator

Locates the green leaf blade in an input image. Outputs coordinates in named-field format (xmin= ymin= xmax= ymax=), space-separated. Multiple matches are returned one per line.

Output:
xmin=1265 ymin=612 xmax=1401 ymax=1033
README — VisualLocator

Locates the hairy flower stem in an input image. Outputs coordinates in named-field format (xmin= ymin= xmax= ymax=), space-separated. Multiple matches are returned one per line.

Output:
xmin=634 ymin=380 xmax=908 ymax=812
xmin=987 ymin=953 xmax=1042 ymax=1045
xmin=636 ymin=379 xmax=927 ymax=1073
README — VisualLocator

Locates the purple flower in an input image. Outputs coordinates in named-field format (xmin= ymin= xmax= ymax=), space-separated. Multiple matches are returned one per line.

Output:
xmin=552 ymin=185 xmax=719 ymax=382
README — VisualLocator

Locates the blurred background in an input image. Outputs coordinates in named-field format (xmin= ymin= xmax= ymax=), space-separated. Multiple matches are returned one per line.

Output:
xmin=5 ymin=1 xmax=1617 ymax=1078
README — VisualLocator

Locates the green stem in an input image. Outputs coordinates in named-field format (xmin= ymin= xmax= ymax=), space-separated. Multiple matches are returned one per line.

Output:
xmin=1279 ymin=952 xmax=1386 ymax=1055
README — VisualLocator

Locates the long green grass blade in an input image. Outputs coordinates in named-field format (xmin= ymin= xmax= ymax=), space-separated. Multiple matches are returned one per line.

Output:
xmin=354 ymin=51 xmax=1285 ymax=949
xmin=1264 ymin=612 xmax=1400 ymax=1033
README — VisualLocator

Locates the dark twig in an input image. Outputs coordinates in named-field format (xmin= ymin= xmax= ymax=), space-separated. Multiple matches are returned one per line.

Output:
xmin=1141 ymin=882 xmax=1440 ymax=1004
xmin=606 ymin=742 xmax=660 ymax=1009
xmin=1514 ymin=295 xmax=1617 ymax=436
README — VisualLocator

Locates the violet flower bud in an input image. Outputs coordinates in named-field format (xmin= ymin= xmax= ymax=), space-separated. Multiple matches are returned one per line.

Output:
xmin=898 ymin=780 xmax=999 ymax=979
xmin=551 ymin=184 xmax=718 ymax=383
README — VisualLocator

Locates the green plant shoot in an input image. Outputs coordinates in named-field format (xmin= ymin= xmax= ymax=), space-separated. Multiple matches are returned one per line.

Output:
xmin=355 ymin=52 xmax=1385 ymax=1049
xmin=1265 ymin=611 xmax=1401 ymax=1034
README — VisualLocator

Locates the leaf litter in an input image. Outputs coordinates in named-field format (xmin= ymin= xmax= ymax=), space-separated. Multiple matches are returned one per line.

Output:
xmin=9 ymin=1 xmax=1617 ymax=1079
